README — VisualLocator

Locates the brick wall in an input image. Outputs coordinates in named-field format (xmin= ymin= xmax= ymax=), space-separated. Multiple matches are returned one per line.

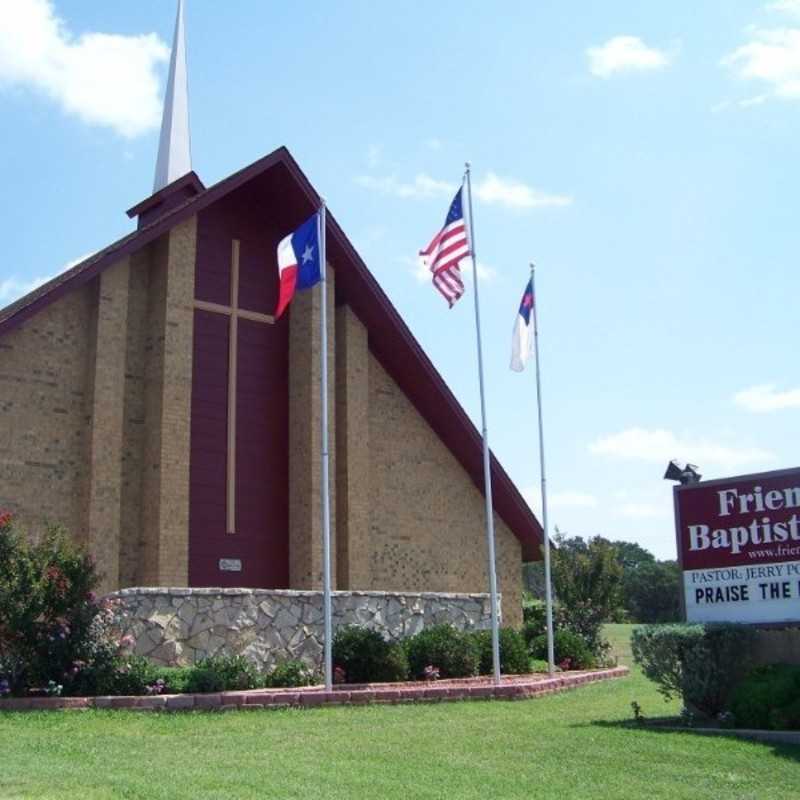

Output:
xmin=0 ymin=282 xmax=95 ymax=542
xmin=288 ymin=271 xmax=336 ymax=588
xmin=0 ymin=219 xmax=197 ymax=591
xmin=338 ymin=348 xmax=523 ymax=627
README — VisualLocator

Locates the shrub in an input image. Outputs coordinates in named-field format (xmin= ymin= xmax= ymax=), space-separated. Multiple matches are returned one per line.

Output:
xmin=264 ymin=660 xmax=321 ymax=688
xmin=522 ymin=596 xmax=547 ymax=629
xmin=529 ymin=658 xmax=549 ymax=672
xmin=553 ymin=606 xmax=611 ymax=665
xmin=97 ymin=654 xmax=161 ymax=696
xmin=632 ymin=623 xmax=756 ymax=716
xmin=0 ymin=516 xmax=130 ymax=696
xmin=80 ymin=659 xmax=196 ymax=697
xmin=332 ymin=626 xmax=408 ymax=684
xmin=731 ymin=664 xmax=800 ymax=730
xmin=529 ymin=629 xmax=595 ymax=670
xmin=551 ymin=534 xmax=623 ymax=658
xmin=522 ymin=598 xmax=547 ymax=649
xmin=473 ymin=628 xmax=531 ymax=675
xmin=184 ymin=653 xmax=262 ymax=694
xmin=404 ymin=624 xmax=480 ymax=680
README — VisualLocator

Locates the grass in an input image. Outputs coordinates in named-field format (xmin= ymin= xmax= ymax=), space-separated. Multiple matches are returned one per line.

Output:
xmin=1 ymin=625 xmax=798 ymax=800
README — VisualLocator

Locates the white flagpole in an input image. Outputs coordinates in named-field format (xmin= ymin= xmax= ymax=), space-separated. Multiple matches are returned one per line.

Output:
xmin=530 ymin=263 xmax=555 ymax=676
xmin=464 ymin=163 xmax=502 ymax=686
xmin=319 ymin=200 xmax=333 ymax=692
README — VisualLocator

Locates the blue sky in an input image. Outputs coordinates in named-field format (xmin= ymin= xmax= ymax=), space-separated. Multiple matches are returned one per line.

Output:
xmin=2 ymin=0 xmax=799 ymax=559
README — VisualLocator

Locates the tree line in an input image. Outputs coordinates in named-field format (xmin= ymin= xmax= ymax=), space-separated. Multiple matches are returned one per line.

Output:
xmin=523 ymin=531 xmax=682 ymax=624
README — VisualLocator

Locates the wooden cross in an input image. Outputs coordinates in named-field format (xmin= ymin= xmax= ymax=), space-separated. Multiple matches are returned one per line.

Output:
xmin=194 ymin=240 xmax=275 ymax=534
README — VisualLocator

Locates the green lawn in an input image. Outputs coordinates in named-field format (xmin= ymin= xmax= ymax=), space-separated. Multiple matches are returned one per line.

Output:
xmin=1 ymin=625 xmax=798 ymax=800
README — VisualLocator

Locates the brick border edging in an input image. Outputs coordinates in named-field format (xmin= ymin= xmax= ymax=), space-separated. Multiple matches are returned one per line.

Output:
xmin=0 ymin=667 xmax=629 ymax=712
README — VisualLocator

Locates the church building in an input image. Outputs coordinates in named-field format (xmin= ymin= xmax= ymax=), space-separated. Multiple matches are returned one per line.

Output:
xmin=0 ymin=3 xmax=541 ymax=627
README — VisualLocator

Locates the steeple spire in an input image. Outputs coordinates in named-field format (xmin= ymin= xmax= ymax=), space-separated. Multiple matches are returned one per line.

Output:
xmin=153 ymin=0 xmax=191 ymax=192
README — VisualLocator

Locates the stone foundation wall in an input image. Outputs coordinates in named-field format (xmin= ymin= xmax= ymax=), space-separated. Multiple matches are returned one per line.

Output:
xmin=111 ymin=588 xmax=495 ymax=671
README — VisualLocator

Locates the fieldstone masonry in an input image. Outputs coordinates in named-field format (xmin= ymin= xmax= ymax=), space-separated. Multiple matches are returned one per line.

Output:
xmin=111 ymin=588 xmax=496 ymax=671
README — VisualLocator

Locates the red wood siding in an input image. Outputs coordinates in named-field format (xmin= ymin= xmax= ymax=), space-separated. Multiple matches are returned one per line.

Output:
xmin=188 ymin=188 xmax=289 ymax=588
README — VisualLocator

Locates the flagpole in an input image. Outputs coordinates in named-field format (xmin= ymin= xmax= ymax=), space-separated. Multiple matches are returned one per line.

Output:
xmin=464 ymin=162 xmax=502 ymax=686
xmin=319 ymin=200 xmax=333 ymax=692
xmin=530 ymin=262 xmax=555 ymax=676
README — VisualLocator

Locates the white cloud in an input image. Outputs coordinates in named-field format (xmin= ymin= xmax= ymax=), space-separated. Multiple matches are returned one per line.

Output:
xmin=354 ymin=173 xmax=456 ymax=199
xmin=711 ymin=93 xmax=770 ymax=112
xmin=0 ymin=0 xmax=169 ymax=137
xmin=356 ymin=171 xmax=571 ymax=210
xmin=587 ymin=36 xmax=672 ymax=78
xmin=523 ymin=486 xmax=598 ymax=514
xmin=734 ymin=384 xmax=800 ymax=412
xmin=769 ymin=0 xmax=800 ymax=18
xmin=406 ymin=255 xmax=495 ymax=285
xmin=0 ymin=250 xmax=95 ymax=306
xmin=589 ymin=427 xmax=775 ymax=471
xmin=616 ymin=502 xmax=668 ymax=519
xmin=722 ymin=26 xmax=800 ymax=99
xmin=474 ymin=172 xmax=572 ymax=210
xmin=425 ymin=138 xmax=443 ymax=151
xmin=0 ymin=274 xmax=50 ymax=304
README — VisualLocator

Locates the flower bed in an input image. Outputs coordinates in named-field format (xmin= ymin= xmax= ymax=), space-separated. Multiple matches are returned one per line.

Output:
xmin=0 ymin=667 xmax=629 ymax=712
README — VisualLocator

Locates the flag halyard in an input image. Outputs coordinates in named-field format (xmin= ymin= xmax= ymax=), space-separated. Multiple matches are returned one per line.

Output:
xmin=419 ymin=188 xmax=469 ymax=307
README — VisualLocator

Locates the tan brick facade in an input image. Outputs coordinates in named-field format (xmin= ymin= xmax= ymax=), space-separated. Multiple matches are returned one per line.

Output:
xmin=0 ymin=218 xmax=197 ymax=591
xmin=360 ymin=353 xmax=522 ymax=628
xmin=1 ymin=219 xmax=526 ymax=625
xmin=288 ymin=271 xmax=336 ymax=588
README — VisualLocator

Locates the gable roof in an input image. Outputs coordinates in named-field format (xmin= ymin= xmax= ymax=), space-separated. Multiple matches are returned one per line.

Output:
xmin=0 ymin=146 xmax=544 ymax=561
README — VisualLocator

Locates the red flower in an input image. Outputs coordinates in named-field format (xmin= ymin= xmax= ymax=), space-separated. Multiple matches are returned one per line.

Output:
xmin=0 ymin=511 xmax=12 ymax=529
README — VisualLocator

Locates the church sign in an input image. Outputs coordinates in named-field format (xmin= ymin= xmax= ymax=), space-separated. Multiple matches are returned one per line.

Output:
xmin=674 ymin=467 xmax=800 ymax=625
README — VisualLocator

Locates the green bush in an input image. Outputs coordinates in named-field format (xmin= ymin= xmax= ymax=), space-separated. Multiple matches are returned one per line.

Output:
xmin=522 ymin=596 xmax=547 ymax=629
xmin=99 ymin=655 xmax=161 ymax=696
xmin=332 ymin=626 xmax=408 ymax=684
xmin=632 ymin=623 xmax=756 ymax=716
xmin=551 ymin=534 xmax=622 ymax=659
xmin=152 ymin=666 xmax=193 ymax=695
xmin=404 ymin=624 xmax=480 ymax=679
xmin=529 ymin=659 xmax=550 ymax=672
xmin=264 ymin=660 xmax=321 ymax=688
xmin=522 ymin=597 xmax=547 ymax=650
xmin=731 ymin=664 xmax=800 ymax=730
xmin=0 ymin=515 xmax=127 ymax=696
xmin=183 ymin=653 xmax=262 ymax=694
xmin=530 ymin=629 xmax=595 ymax=670
xmin=473 ymin=628 xmax=531 ymax=675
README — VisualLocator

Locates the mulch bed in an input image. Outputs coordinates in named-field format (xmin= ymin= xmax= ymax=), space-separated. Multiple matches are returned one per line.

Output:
xmin=0 ymin=666 xmax=628 ymax=712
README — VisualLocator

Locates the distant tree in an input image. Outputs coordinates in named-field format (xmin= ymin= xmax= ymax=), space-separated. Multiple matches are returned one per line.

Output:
xmin=610 ymin=540 xmax=655 ymax=572
xmin=623 ymin=559 xmax=682 ymax=623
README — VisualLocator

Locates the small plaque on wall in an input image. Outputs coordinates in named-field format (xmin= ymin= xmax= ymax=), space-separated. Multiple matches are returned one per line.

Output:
xmin=219 ymin=558 xmax=242 ymax=572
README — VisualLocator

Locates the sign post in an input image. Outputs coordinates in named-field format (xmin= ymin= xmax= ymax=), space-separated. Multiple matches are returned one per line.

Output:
xmin=673 ymin=467 xmax=800 ymax=625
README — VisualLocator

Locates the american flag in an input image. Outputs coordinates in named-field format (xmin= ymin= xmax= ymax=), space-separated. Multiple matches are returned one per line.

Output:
xmin=419 ymin=188 xmax=469 ymax=307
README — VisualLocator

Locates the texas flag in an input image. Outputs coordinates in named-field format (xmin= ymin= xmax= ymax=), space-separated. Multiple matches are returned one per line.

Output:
xmin=510 ymin=279 xmax=534 ymax=372
xmin=275 ymin=212 xmax=322 ymax=318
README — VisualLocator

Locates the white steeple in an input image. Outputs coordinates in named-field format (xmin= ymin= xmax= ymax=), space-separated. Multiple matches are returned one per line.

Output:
xmin=153 ymin=0 xmax=192 ymax=192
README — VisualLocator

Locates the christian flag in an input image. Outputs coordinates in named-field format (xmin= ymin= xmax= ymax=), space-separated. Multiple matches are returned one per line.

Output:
xmin=275 ymin=212 xmax=322 ymax=319
xmin=510 ymin=279 xmax=534 ymax=372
